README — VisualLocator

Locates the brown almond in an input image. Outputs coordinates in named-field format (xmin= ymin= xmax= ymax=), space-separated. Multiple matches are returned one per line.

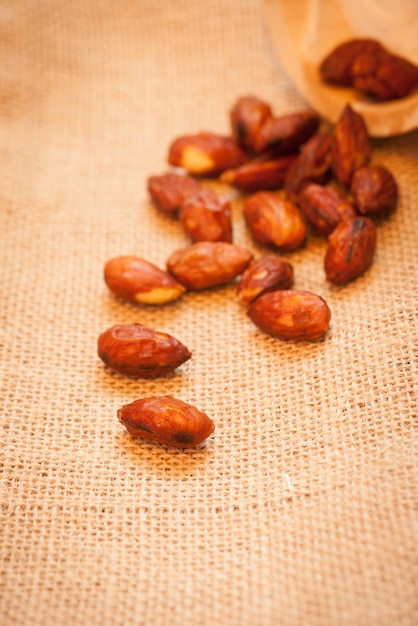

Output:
xmin=179 ymin=187 xmax=233 ymax=242
xmin=253 ymin=110 xmax=320 ymax=154
xmin=319 ymin=38 xmax=385 ymax=86
xmin=220 ymin=153 xmax=298 ymax=192
xmin=320 ymin=38 xmax=418 ymax=101
xmin=350 ymin=165 xmax=398 ymax=215
xmin=237 ymin=255 xmax=294 ymax=305
xmin=332 ymin=104 xmax=371 ymax=188
xmin=247 ymin=289 xmax=331 ymax=341
xmin=324 ymin=216 xmax=377 ymax=285
xmin=230 ymin=95 xmax=273 ymax=151
xmin=118 ymin=396 xmax=214 ymax=448
xmin=104 ymin=255 xmax=185 ymax=304
xmin=167 ymin=241 xmax=253 ymax=290
xmin=298 ymin=183 xmax=357 ymax=235
xmin=147 ymin=172 xmax=201 ymax=213
xmin=244 ymin=191 xmax=307 ymax=251
xmin=284 ymin=132 xmax=334 ymax=201
xmin=98 ymin=324 xmax=191 ymax=379
xmin=168 ymin=132 xmax=248 ymax=177
xmin=352 ymin=51 xmax=418 ymax=100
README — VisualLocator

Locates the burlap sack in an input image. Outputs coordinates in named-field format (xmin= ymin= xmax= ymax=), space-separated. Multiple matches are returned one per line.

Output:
xmin=1 ymin=2 xmax=417 ymax=625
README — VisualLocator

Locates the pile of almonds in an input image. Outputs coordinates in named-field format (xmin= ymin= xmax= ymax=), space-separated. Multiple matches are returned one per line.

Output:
xmin=99 ymin=94 xmax=398 ymax=448
xmin=319 ymin=37 xmax=418 ymax=101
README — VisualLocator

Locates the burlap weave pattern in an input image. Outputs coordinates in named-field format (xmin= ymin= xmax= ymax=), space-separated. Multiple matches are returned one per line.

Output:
xmin=1 ymin=2 xmax=417 ymax=625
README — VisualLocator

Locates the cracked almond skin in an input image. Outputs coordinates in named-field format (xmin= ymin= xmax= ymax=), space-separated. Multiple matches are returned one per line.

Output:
xmin=167 ymin=241 xmax=253 ymax=290
xmin=297 ymin=183 xmax=357 ymax=236
xmin=98 ymin=324 xmax=191 ymax=379
xmin=244 ymin=191 xmax=307 ymax=251
xmin=118 ymin=396 xmax=214 ymax=448
xmin=319 ymin=38 xmax=418 ymax=101
xmin=350 ymin=165 xmax=398 ymax=216
xmin=230 ymin=95 xmax=273 ymax=151
xmin=253 ymin=110 xmax=320 ymax=155
xmin=104 ymin=255 xmax=185 ymax=304
xmin=167 ymin=132 xmax=248 ymax=177
xmin=237 ymin=255 xmax=294 ymax=305
xmin=147 ymin=172 xmax=201 ymax=213
xmin=179 ymin=187 xmax=233 ymax=242
xmin=332 ymin=104 xmax=370 ymax=188
xmin=284 ymin=132 xmax=334 ymax=201
xmin=220 ymin=153 xmax=298 ymax=192
xmin=324 ymin=216 xmax=377 ymax=285
xmin=248 ymin=289 xmax=331 ymax=341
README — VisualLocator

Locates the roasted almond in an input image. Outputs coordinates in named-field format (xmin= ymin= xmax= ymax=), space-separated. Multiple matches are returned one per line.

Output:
xmin=253 ymin=110 xmax=320 ymax=155
xmin=319 ymin=37 xmax=418 ymax=101
xmin=350 ymin=165 xmax=398 ymax=216
xmin=247 ymin=289 xmax=331 ymax=341
xmin=237 ymin=255 xmax=294 ymax=305
xmin=118 ymin=396 xmax=214 ymax=448
xmin=230 ymin=95 xmax=273 ymax=152
xmin=352 ymin=50 xmax=418 ymax=100
xmin=167 ymin=241 xmax=253 ymax=290
xmin=104 ymin=255 xmax=185 ymax=304
xmin=220 ymin=153 xmax=298 ymax=192
xmin=319 ymin=38 xmax=385 ymax=87
xmin=298 ymin=183 xmax=357 ymax=235
xmin=168 ymin=132 xmax=248 ymax=177
xmin=179 ymin=187 xmax=232 ymax=242
xmin=147 ymin=172 xmax=201 ymax=213
xmin=332 ymin=104 xmax=370 ymax=188
xmin=324 ymin=216 xmax=377 ymax=285
xmin=244 ymin=191 xmax=307 ymax=251
xmin=98 ymin=324 xmax=191 ymax=378
xmin=284 ymin=132 xmax=334 ymax=201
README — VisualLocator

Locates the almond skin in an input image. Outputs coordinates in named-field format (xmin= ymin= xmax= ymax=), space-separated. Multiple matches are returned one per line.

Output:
xmin=332 ymin=104 xmax=371 ymax=188
xmin=237 ymin=255 xmax=294 ymax=305
xmin=167 ymin=241 xmax=253 ymax=290
xmin=247 ymin=289 xmax=331 ymax=341
xmin=104 ymin=255 xmax=186 ymax=304
xmin=324 ymin=216 xmax=377 ymax=285
xmin=179 ymin=187 xmax=233 ymax=242
xmin=297 ymin=183 xmax=357 ymax=236
xmin=167 ymin=132 xmax=248 ymax=177
xmin=147 ymin=172 xmax=201 ymax=213
xmin=98 ymin=324 xmax=191 ymax=379
xmin=350 ymin=165 xmax=398 ymax=216
xmin=118 ymin=396 xmax=215 ymax=448
xmin=244 ymin=191 xmax=307 ymax=251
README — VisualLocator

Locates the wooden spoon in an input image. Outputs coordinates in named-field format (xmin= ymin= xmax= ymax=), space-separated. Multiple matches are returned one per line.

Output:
xmin=262 ymin=0 xmax=418 ymax=137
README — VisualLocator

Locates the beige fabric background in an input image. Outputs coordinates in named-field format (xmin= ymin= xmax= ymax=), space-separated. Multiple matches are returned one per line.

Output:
xmin=1 ymin=1 xmax=417 ymax=624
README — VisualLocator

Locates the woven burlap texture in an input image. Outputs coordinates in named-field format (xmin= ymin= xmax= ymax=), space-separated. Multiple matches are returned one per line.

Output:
xmin=1 ymin=1 xmax=417 ymax=625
